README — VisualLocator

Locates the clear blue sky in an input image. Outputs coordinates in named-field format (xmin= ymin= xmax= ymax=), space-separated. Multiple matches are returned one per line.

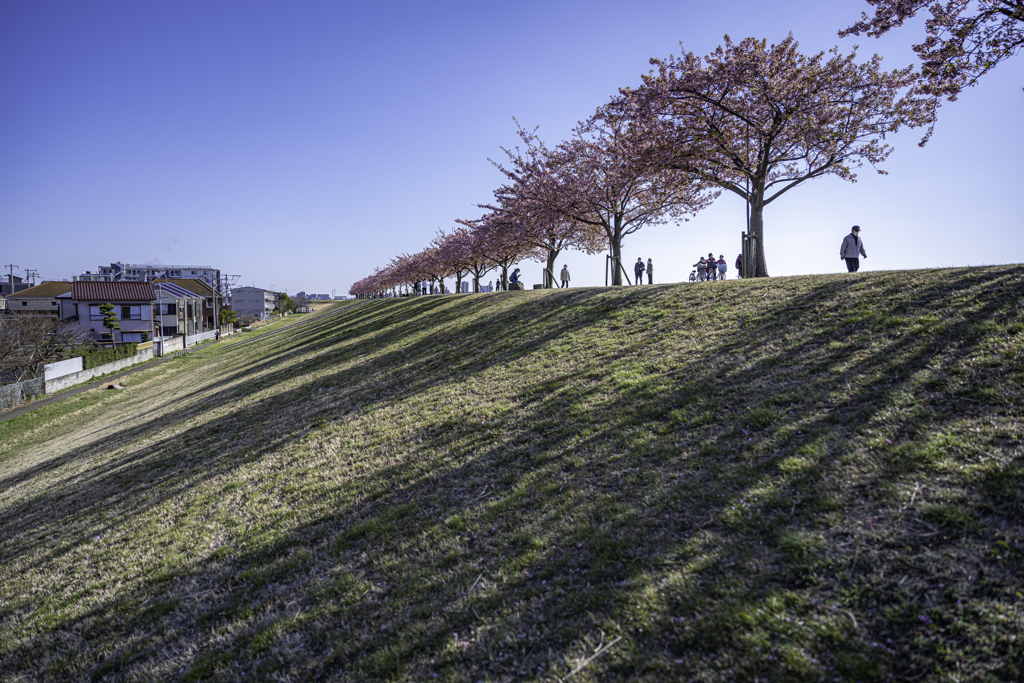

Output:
xmin=2 ymin=0 xmax=1021 ymax=293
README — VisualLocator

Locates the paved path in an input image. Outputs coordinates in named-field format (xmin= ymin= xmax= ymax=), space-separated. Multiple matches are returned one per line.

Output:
xmin=0 ymin=301 xmax=368 ymax=424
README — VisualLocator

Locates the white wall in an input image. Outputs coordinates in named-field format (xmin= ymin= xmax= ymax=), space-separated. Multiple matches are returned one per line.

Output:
xmin=43 ymin=347 xmax=154 ymax=394
xmin=43 ymin=357 xmax=83 ymax=382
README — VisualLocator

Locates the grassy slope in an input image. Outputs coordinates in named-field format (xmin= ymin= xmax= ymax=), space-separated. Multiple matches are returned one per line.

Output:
xmin=1 ymin=267 xmax=1022 ymax=682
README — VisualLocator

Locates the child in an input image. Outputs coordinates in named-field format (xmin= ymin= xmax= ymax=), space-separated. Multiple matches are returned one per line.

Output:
xmin=693 ymin=256 xmax=708 ymax=281
xmin=717 ymin=255 xmax=727 ymax=280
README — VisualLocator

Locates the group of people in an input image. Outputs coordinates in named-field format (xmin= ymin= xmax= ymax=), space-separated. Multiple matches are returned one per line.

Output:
xmin=692 ymin=253 xmax=730 ymax=281
xmin=633 ymin=258 xmax=655 ymax=284
xmin=417 ymin=227 xmax=867 ymax=294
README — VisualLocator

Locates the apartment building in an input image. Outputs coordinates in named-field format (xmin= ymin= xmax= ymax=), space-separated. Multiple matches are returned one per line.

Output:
xmin=229 ymin=287 xmax=276 ymax=320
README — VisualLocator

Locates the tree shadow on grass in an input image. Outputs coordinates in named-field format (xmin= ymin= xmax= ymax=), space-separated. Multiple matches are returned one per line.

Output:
xmin=1 ymin=268 xmax=1022 ymax=681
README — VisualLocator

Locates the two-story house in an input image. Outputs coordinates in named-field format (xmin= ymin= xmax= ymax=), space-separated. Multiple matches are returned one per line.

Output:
xmin=152 ymin=281 xmax=203 ymax=338
xmin=153 ymin=278 xmax=219 ymax=330
xmin=71 ymin=282 xmax=156 ymax=344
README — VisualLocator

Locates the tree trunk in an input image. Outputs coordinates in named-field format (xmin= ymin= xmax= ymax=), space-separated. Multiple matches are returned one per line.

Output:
xmin=750 ymin=202 xmax=768 ymax=277
xmin=544 ymin=248 xmax=560 ymax=288
xmin=500 ymin=266 xmax=508 ymax=291
xmin=610 ymin=238 xmax=623 ymax=286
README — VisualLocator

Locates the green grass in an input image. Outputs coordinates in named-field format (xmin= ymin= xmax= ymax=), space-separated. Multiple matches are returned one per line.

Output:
xmin=1 ymin=268 xmax=1023 ymax=681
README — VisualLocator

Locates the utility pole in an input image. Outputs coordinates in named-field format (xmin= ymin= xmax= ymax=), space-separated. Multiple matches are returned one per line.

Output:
xmin=24 ymin=268 xmax=39 ymax=286
xmin=4 ymin=264 xmax=18 ymax=293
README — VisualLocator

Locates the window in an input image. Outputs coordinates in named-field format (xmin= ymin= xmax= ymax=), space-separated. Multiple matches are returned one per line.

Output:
xmin=121 ymin=332 xmax=143 ymax=343
xmin=51 ymin=302 xmax=57 ymax=306
xmin=120 ymin=305 xmax=141 ymax=320
xmin=89 ymin=305 xmax=105 ymax=320
xmin=161 ymin=303 xmax=177 ymax=315
xmin=21 ymin=301 xmax=27 ymax=306
xmin=162 ymin=326 xmax=177 ymax=337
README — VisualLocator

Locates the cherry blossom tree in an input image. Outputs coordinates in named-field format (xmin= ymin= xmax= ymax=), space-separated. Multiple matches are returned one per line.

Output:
xmin=467 ymin=212 xmax=532 ymax=291
xmin=493 ymin=120 xmax=711 ymax=286
xmin=620 ymin=34 xmax=934 ymax=277
xmin=462 ymin=228 xmax=496 ymax=292
xmin=841 ymin=1 xmax=1024 ymax=100
xmin=482 ymin=136 xmax=606 ymax=288
xmin=434 ymin=229 xmax=474 ymax=294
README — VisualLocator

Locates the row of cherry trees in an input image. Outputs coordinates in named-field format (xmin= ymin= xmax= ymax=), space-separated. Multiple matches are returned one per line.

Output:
xmin=353 ymin=1 xmax=1021 ymax=295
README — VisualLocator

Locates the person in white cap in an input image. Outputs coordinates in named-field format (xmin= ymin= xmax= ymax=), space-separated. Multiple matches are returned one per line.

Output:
xmin=840 ymin=225 xmax=867 ymax=272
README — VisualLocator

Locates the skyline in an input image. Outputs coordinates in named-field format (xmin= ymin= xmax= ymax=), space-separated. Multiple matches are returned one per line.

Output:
xmin=2 ymin=0 xmax=1022 ymax=293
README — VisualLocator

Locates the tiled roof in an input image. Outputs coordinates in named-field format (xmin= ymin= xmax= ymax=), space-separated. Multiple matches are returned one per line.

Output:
xmin=152 ymin=278 xmax=215 ymax=296
xmin=6 ymin=281 xmax=73 ymax=298
xmin=72 ymin=281 xmax=156 ymax=302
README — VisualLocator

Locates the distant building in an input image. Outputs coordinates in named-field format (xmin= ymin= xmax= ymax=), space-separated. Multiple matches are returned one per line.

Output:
xmin=229 ymin=287 xmax=276 ymax=320
xmin=77 ymin=262 xmax=223 ymax=294
xmin=1 ymin=275 xmax=30 ymax=297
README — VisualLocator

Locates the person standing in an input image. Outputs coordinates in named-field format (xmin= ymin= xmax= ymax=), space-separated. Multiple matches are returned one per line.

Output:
xmin=647 ymin=258 xmax=654 ymax=284
xmin=734 ymin=254 xmax=743 ymax=278
xmin=634 ymin=258 xmax=645 ymax=285
xmin=560 ymin=265 xmax=570 ymax=288
xmin=840 ymin=225 xmax=867 ymax=272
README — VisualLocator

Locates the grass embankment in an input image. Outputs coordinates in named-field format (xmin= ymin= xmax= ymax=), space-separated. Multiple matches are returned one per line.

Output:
xmin=1 ymin=268 xmax=1022 ymax=682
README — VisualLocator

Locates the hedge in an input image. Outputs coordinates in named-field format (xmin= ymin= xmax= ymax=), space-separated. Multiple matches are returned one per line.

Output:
xmin=80 ymin=343 xmax=138 ymax=370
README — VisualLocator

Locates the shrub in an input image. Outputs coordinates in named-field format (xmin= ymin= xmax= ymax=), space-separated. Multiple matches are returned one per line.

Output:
xmin=80 ymin=343 xmax=139 ymax=370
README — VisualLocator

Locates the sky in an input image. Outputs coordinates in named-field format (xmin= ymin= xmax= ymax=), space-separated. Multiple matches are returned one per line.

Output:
xmin=2 ymin=0 xmax=1021 ymax=294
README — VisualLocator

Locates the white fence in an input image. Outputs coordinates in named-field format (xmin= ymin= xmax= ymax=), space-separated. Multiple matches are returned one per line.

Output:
xmin=43 ymin=357 xmax=83 ymax=383
xmin=43 ymin=347 xmax=155 ymax=394
xmin=186 ymin=329 xmax=218 ymax=347
xmin=155 ymin=336 xmax=184 ymax=357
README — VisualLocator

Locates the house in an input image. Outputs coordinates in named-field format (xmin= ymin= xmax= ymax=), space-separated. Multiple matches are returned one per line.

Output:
xmin=229 ymin=287 xmax=276 ymax=320
xmin=1 ymin=275 xmax=30 ymax=297
xmin=3 ymin=281 xmax=75 ymax=318
xmin=153 ymin=278 xmax=220 ymax=330
xmin=70 ymin=282 xmax=156 ymax=344
xmin=151 ymin=281 xmax=203 ymax=338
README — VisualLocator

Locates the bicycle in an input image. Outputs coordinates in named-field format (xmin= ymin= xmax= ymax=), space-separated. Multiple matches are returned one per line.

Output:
xmin=689 ymin=270 xmax=697 ymax=282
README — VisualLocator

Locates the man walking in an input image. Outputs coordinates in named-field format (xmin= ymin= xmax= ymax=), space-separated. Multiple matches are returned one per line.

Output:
xmin=634 ymin=258 xmax=645 ymax=285
xmin=560 ymin=264 xmax=570 ymax=288
xmin=647 ymin=258 xmax=654 ymax=284
xmin=840 ymin=225 xmax=867 ymax=272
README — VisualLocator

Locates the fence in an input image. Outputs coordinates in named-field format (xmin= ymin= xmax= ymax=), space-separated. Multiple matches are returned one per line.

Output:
xmin=43 ymin=347 xmax=155 ymax=394
xmin=186 ymin=329 xmax=218 ymax=347
xmin=43 ymin=357 xmax=83 ymax=383
xmin=155 ymin=336 xmax=185 ymax=357
xmin=0 ymin=377 xmax=44 ymax=412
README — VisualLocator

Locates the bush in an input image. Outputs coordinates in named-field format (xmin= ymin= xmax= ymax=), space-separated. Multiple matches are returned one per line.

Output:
xmin=80 ymin=343 xmax=139 ymax=370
